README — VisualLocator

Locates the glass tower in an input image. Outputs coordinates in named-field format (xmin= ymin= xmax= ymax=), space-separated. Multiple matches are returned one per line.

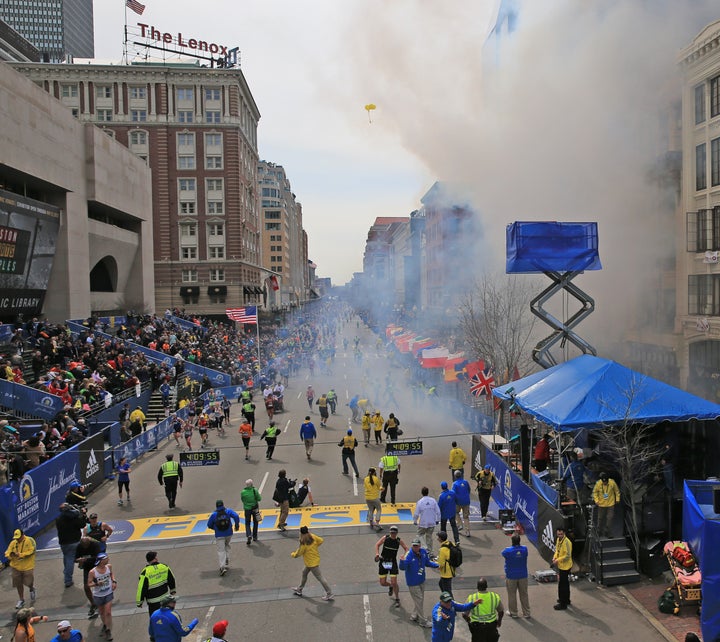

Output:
xmin=0 ymin=0 xmax=94 ymax=62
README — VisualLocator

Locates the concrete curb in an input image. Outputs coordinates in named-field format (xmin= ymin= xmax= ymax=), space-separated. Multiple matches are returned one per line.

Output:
xmin=618 ymin=586 xmax=677 ymax=642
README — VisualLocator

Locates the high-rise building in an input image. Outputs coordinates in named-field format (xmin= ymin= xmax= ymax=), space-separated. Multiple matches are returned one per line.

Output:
xmin=10 ymin=60 xmax=263 ymax=315
xmin=0 ymin=0 xmax=94 ymax=62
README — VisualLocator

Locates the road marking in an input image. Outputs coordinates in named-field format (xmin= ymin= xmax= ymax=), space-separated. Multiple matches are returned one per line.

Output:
xmin=258 ymin=470 xmax=269 ymax=494
xmin=195 ymin=605 xmax=215 ymax=642
xmin=283 ymin=418 xmax=291 ymax=433
xmin=353 ymin=473 xmax=358 ymax=496
xmin=363 ymin=594 xmax=373 ymax=642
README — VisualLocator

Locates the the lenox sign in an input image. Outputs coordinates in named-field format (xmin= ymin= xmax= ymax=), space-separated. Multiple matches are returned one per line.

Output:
xmin=137 ymin=23 xmax=238 ymax=63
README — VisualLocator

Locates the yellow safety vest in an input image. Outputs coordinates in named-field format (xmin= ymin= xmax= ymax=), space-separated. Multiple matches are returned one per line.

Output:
xmin=381 ymin=455 xmax=399 ymax=471
xmin=343 ymin=435 xmax=355 ymax=450
xmin=161 ymin=461 xmax=179 ymax=478
xmin=467 ymin=591 xmax=500 ymax=623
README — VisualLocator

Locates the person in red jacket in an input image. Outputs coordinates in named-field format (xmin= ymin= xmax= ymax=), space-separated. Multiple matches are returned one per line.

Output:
xmin=533 ymin=434 xmax=551 ymax=472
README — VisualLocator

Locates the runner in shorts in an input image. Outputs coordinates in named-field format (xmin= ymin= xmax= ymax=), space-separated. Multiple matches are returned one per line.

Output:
xmin=183 ymin=420 xmax=193 ymax=451
xmin=374 ymin=525 xmax=408 ymax=608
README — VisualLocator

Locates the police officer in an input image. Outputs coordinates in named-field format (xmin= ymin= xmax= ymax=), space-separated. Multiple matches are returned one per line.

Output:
xmin=136 ymin=551 xmax=177 ymax=618
xmin=158 ymin=454 xmax=183 ymax=509
xmin=260 ymin=421 xmax=279 ymax=460
xmin=339 ymin=429 xmax=360 ymax=477
xmin=463 ymin=577 xmax=504 ymax=642
xmin=379 ymin=452 xmax=400 ymax=505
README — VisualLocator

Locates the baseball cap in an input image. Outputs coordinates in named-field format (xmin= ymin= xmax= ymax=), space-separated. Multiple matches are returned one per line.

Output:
xmin=161 ymin=594 xmax=178 ymax=606
xmin=216 ymin=499 xmax=224 ymax=507
xmin=484 ymin=464 xmax=491 ymax=470
xmin=440 ymin=591 xmax=453 ymax=602
xmin=347 ymin=429 xmax=353 ymax=435
xmin=12 ymin=529 xmax=22 ymax=539
xmin=389 ymin=525 xmax=399 ymax=532
xmin=440 ymin=481 xmax=448 ymax=489
xmin=57 ymin=620 xmax=72 ymax=630
xmin=146 ymin=551 xmax=157 ymax=563
xmin=213 ymin=621 xmax=229 ymax=636
xmin=411 ymin=538 xmax=422 ymax=546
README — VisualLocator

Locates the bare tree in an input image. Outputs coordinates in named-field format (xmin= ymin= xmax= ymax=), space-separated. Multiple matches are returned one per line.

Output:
xmin=457 ymin=273 xmax=539 ymax=380
xmin=595 ymin=376 xmax=665 ymax=566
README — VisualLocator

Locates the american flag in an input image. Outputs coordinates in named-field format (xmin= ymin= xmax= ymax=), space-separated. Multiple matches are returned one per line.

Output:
xmin=470 ymin=368 xmax=495 ymax=397
xmin=126 ymin=0 xmax=146 ymax=15
xmin=226 ymin=306 xmax=257 ymax=324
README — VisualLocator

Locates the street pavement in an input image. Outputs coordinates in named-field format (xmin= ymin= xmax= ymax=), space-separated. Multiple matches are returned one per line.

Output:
xmin=0 ymin=317 xmax=675 ymax=641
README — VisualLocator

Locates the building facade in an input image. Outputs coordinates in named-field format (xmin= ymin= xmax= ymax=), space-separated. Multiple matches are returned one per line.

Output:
xmin=10 ymin=60 xmax=263 ymax=316
xmin=0 ymin=62 xmax=154 ymax=322
xmin=0 ymin=0 xmax=94 ymax=62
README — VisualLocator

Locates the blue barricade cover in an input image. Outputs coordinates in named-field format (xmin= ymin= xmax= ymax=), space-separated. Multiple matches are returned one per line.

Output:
xmin=506 ymin=221 xmax=602 ymax=274
xmin=166 ymin=314 xmax=208 ymax=333
xmin=531 ymin=472 xmax=558 ymax=507
xmin=0 ymin=378 xmax=65 ymax=420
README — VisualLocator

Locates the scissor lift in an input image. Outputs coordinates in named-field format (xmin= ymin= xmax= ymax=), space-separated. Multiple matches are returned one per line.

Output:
xmin=506 ymin=222 xmax=601 ymax=369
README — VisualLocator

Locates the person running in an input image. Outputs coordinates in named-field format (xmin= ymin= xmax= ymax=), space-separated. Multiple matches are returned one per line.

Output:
xmin=317 ymin=393 xmax=329 ymax=427
xmin=136 ymin=551 xmax=177 ymax=619
xmin=207 ymin=500 xmax=240 ymax=576
xmin=375 ymin=524 xmax=408 ymax=608
xmin=327 ymin=388 xmax=337 ymax=414
xmin=372 ymin=410 xmax=384 ymax=444
xmin=339 ymin=429 xmax=361 ymax=478
xmin=221 ymin=395 xmax=231 ymax=422
xmin=197 ymin=412 xmax=209 ymax=448
xmin=241 ymin=398 xmax=256 ymax=433
xmin=260 ymin=420 xmax=279 ymax=460
xmin=400 ymin=538 xmax=438 ymax=628
xmin=238 ymin=418 xmax=253 ymax=460
xmin=364 ymin=467 xmax=383 ymax=531
xmin=4 ymin=528 xmax=36 ymax=609
xmin=84 ymin=512 xmax=114 ymax=553
xmin=291 ymin=526 xmax=334 ymax=601
xmin=75 ymin=536 xmax=102 ymax=619
xmin=87 ymin=552 xmax=117 ymax=640
xmin=183 ymin=420 xmax=193 ymax=451
xmin=306 ymin=385 xmax=315 ymax=411
xmin=241 ymin=479 xmax=262 ymax=545
xmin=264 ymin=394 xmax=275 ymax=420
xmin=158 ymin=453 xmax=183 ymax=509
xmin=299 ymin=416 xmax=317 ymax=460
xmin=474 ymin=464 xmax=498 ymax=521
xmin=171 ymin=415 xmax=183 ymax=448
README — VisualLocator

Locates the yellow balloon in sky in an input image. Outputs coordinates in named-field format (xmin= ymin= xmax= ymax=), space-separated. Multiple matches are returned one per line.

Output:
xmin=364 ymin=103 xmax=376 ymax=122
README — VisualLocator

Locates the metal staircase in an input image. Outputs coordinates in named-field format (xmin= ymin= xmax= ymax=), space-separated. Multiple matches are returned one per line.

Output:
xmin=591 ymin=536 xmax=641 ymax=586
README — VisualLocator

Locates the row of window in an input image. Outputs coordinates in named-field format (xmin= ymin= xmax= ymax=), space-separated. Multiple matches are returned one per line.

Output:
xmin=62 ymin=84 xmax=222 ymax=103
xmin=694 ymin=77 xmax=720 ymax=125
xmin=695 ymin=139 xmax=720 ymax=190
xmin=90 ymin=108 xmax=223 ymax=124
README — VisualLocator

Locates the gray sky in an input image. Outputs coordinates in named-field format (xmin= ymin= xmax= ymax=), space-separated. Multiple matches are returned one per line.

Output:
xmin=92 ymin=0 xmax=498 ymax=284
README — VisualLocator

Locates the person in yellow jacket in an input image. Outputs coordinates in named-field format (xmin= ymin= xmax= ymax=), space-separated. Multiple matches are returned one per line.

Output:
xmin=552 ymin=526 xmax=573 ymax=610
xmin=290 ymin=526 xmax=334 ymax=600
xmin=372 ymin=411 xmax=385 ymax=445
xmin=463 ymin=577 xmax=504 ymax=638
xmin=361 ymin=412 xmax=372 ymax=446
xmin=364 ymin=467 xmax=383 ymax=531
xmin=4 ymin=529 xmax=37 ymax=609
xmin=592 ymin=472 xmax=621 ymax=538
xmin=448 ymin=441 xmax=467 ymax=478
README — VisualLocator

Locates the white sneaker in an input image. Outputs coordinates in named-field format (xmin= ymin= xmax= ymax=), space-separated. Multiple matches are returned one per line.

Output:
xmin=29 ymin=588 xmax=36 ymax=602
xmin=117 ymin=499 xmax=123 ymax=506
xmin=292 ymin=587 xmax=303 ymax=596
xmin=15 ymin=600 xmax=24 ymax=609
xmin=322 ymin=594 xmax=335 ymax=601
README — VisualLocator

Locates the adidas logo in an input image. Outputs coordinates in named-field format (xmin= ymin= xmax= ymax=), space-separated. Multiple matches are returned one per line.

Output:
xmin=86 ymin=449 xmax=100 ymax=477
xmin=541 ymin=520 xmax=556 ymax=552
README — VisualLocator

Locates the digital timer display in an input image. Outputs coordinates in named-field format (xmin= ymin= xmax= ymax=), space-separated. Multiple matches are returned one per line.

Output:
xmin=179 ymin=450 xmax=220 ymax=466
xmin=385 ymin=441 xmax=423 ymax=456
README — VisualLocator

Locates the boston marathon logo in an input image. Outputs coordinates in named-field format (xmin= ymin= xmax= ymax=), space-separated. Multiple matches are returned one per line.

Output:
xmin=503 ymin=469 xmax=513 ymax=507
xmin=17 ymin=475 xmax=40 ymax=531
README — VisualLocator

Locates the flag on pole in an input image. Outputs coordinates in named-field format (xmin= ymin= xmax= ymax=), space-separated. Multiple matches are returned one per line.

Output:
xmin=126 ymin=0 xmax=146 ymax=15
xmin=226 ymin=306 xmax=257 ymax=324
xmin=268 ymin=275 xmax=279 ymax=291
xmin=469 ymin=368 xmax=495 ymax=397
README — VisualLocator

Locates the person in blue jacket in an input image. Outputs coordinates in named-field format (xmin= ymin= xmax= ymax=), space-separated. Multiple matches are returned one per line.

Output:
xmin=399 ymin=538 xmax=439 ymax=628
xmin=451 ymin=471 xmax=472 ymax=538
xmin=438 ymin=482 xmax=460 ymax=545
xmin=431 ymin=591 xmax=482 ymax=642
xmin=149 ymin=595 xmax=198 ymax=642
xmin=206 ymin=500 xmax=240 ymax=576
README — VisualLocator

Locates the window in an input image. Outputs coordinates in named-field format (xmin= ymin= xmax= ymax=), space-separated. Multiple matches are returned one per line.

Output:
xmin=178 ymin=110 xmax=194 ymax=123
xmin=208 ymin=223 xmax=224 ymax=237
xmin=696 ymin=84 xmax=706 ymax=125
xmin=180 ymin=202 xmax=196 ymax=215
xmin=178 ymin=133 xmax=195 ymax=147
xmin=177 ymin=87 xmax=194 ymax=101
xmin=130 ymin=130 xmax=147 ymax=145
xmin=206 ymin=155 xmax=223 ymax=170
xmin=208 ymin=201 xmax=224 ymax=215
xmin=209 ymin=246 xmax=225 ymax=260
xmin=689 ymin=274 xmax=720 ymax=316
xmin=71 ymin=108 xmax=79 ymax=118
xmin=712 ymin=76 xmax=720 ymax=119
xmin=182 ymin=269 xmax=198 ymax=282
xmin=713 ymin=138 xmax=720 ymax=187
xmin=693 ymin=208 xmax=720 ymax=252
xmin=61 ymin=84 xmax=78 ymax=98
xmin=265 ymin=222 xmax=281 ymax=231
xmin=181 ymin=246 xmax=197 ymax=260
xmin=180 ymin=223 xmax=197 ymax=237
xmin=179 ymin=179 xmax=196 ymax=192
xmin=130 ymin=86 xmax=146 ymax=100
xmin=206 ymin=133 xmax=222 ymax=147
xmin=179 ymin=179 xmax=196 ymax=215
xmin=178 ymin=155 xmax=195 ymax=169
xmin=262 ymin=187 xmax=280 ymax=197
xmin=131 ymin=109 xmax=147 ymax=122
xmin=697 ymin=143 xmax=707 ymax=191
xmin=209 ymin=268 xmax=225 ymax=281
xmin=96 ymin=85 xmax=112 ymax=99
xmin=275 ymin=266 xmax=283 ymax=273
xmin=97 ymin=109 xmax=113 ymax=122
xmin=206 ymin=110 xmax=221 ymax=123
xmin=205 ymin=88 xmax=221 ymax=102
xmin=265 ymin=211 xmax=281 ymax=219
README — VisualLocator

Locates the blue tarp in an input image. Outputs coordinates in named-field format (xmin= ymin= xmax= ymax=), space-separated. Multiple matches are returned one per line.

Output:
xmin=492 ymin=355 xmax=720 ymax=431
xmin=506 ymin=221 xmax=601 ymax=274
xmin=683 ymin=480 xmax=720 ymax=642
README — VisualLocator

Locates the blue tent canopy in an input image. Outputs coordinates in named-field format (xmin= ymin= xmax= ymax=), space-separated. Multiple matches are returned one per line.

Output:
xmin=492 ymin=355 xmax=720 ymax=431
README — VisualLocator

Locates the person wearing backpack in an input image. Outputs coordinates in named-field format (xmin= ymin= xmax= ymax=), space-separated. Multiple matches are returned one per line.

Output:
xmin=437 ymin=531 xmax=462 ymax=597
xmin=206 ymin=500 xmax=240 ymax=576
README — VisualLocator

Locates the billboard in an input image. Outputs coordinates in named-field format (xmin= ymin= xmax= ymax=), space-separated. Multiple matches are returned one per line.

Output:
xmin=0 ymin=189 xmax=60 ymax=316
